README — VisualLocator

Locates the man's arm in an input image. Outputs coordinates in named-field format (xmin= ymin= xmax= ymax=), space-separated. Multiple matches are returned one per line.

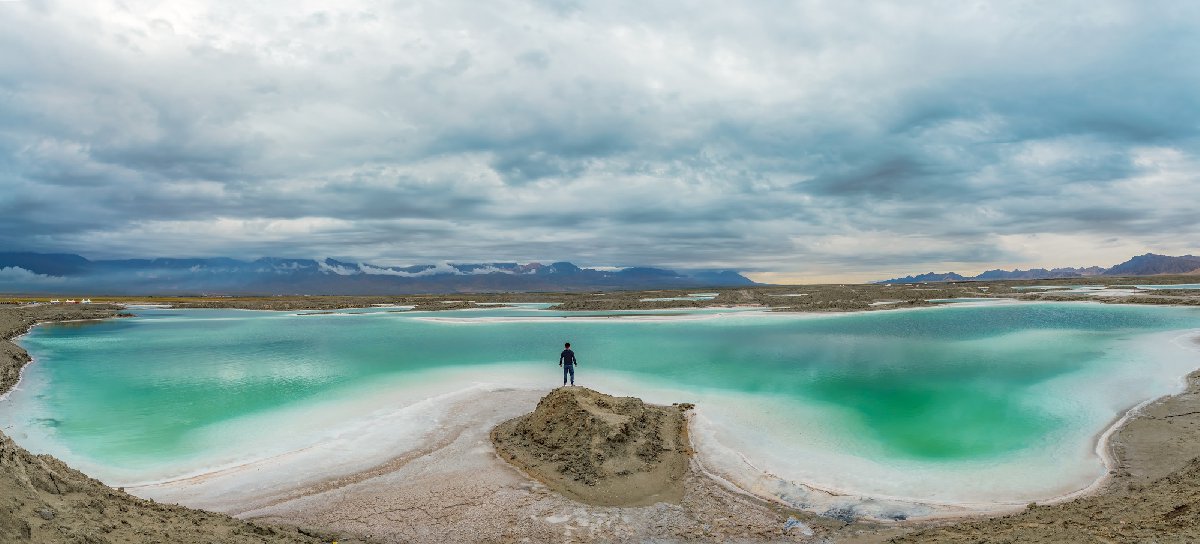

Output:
xmin=559 ymin=351 xmax=563 ymax=366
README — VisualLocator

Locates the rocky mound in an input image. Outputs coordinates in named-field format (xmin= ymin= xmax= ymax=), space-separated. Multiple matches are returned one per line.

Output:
xmin=491 ymin=387 xmax=693 ymax=507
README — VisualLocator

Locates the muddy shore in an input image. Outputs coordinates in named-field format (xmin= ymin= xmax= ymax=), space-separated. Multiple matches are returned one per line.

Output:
xmin=6 ymin=275 xmax=1199 ymax=314
xmin=1 ymin=292 xmax=1199 ymax=542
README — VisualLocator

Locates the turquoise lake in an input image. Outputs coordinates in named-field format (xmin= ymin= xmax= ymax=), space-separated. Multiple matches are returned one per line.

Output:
xmin=3 ymin=302 xmax=1200 ymax=507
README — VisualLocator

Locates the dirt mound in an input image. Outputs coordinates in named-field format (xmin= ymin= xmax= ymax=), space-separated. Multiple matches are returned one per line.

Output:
xmin=491 ymin=387 xmax=693 ymax=507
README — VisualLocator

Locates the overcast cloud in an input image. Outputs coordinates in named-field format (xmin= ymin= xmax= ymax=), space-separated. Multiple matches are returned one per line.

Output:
xmin=1 ymin=0 xmax=1198 ymax=281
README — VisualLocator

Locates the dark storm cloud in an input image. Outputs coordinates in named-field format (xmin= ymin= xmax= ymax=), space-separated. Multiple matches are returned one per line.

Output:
xmin=803 ymin=158 xmax=944 ymax=199
xmin=1 ymin=0 xmax=1198 ymax=280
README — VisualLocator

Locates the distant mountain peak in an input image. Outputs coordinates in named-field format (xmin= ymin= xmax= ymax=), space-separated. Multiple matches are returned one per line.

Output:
xmin=878 ymin=253 xmax=1200 ymax=283
xmin=877 ymin=272 xmax=967 ymax=284
xmin=0 ymin=252 xmax=755 ymax=295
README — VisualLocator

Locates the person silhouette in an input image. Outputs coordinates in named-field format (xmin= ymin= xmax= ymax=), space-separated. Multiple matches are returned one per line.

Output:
xmin=559 ymin=342 xmax=577 ymax=386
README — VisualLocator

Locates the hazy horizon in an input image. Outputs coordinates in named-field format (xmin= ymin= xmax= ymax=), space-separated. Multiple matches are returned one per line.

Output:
xmin=0 ymin=248 xmax=1180 ymax=286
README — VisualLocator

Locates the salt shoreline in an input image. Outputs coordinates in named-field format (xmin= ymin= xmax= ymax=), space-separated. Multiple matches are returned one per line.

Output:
xmin=0 ymin=305 xmax=328 ymax=543
xmin=4 ymin=300 xmax=1200 ymax=542
xmin=13 ymin=305 xmax=1200 ymax=521
xmin=683 ymin=337 xmax=1194 ymax=522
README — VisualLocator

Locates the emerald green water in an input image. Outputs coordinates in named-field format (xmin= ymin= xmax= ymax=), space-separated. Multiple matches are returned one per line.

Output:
xmin=3 ymin=302 xmax=1199 ymax=506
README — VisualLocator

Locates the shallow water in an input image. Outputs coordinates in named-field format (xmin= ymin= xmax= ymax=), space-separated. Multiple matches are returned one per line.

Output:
xmin=1010 ymin=285 xmax=1109 ymax=292
xmin=3 ymin=303 xmax=1199 ymax=511
xmin=639 ymin=292 xmax=719 ymax=301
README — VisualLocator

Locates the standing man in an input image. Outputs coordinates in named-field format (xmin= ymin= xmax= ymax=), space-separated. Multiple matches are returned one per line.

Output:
xmin=559 ymin=342 xmax=577 ymax=386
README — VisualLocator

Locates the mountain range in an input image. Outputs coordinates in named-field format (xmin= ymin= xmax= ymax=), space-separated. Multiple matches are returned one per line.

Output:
xmin=0 ymin=252 xmax=755 ymax=295
xmin=879 ymin=253 xmax=1200 ymax=284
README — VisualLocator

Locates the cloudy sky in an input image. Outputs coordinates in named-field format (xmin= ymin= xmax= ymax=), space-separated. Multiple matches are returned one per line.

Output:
xmin=1 ymin=1 xmax=1197 ymax=282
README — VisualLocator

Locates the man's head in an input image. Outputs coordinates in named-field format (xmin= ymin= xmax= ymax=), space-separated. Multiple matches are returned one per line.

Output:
xmin=565 ymin=342 xmax=571 ymax=348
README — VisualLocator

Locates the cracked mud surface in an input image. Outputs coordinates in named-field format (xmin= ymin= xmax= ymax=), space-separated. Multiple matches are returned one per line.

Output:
xmin=240 ymin=388 xmax=878 ymax=543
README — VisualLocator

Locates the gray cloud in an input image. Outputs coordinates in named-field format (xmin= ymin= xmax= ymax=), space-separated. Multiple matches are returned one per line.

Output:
xmin=1 ymin=0 xmax=1198 ymax=281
